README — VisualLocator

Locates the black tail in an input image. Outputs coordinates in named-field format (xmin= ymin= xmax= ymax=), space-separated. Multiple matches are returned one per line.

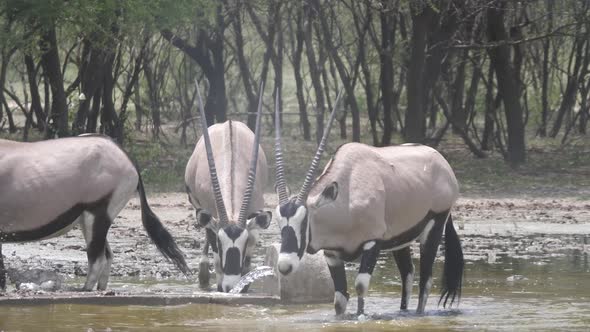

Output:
xmin=439 ymin=215 xmax=464 ymax=308
xmin=136 ymin=172 xmax=191 ymax=276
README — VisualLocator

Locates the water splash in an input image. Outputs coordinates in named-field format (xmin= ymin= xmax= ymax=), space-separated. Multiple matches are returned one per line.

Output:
xmin=229 ymin=266 xmax=275 ymax=294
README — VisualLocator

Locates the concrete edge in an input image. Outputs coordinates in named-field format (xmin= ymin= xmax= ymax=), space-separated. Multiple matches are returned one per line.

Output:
xmin=0 ymin=293 xmax=282 ymax=307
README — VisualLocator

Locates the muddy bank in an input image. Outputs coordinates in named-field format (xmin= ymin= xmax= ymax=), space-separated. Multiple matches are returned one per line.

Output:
xmin=1 ymin=192 xmax=589 ymax=296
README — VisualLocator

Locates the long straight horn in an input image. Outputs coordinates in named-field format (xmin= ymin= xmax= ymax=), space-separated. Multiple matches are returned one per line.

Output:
xmin=238 ymin=81 xmax=265 ymax=225
xmin=296 ymin=89 xmax=343 ymax=205
xmin=194 ymin=79 xmax=229 ymax=225
xmin=274 ymin=89 xmax=289 ymax=206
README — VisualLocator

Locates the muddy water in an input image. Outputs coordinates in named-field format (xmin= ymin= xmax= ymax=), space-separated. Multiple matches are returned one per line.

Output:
xmin=1 ymin=195 xmax=589 ymax=331
xmin=1 ymin=247 xmax=589 ymax=331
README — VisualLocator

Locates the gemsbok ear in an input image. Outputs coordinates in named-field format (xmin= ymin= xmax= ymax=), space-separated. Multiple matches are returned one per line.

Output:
xmin=322 ymin=182 xmax=339 ymax=201
xmin=197 ymin=209 xmax=213 ymax=228
xmin=247 ymin=211 xmax=272 ymax=230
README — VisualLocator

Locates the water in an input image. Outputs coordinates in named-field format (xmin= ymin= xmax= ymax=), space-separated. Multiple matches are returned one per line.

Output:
xmin=229 ymin=265 xmax=275 ymax=294
xmin=1 ymin=236 xmax=589 ymax=331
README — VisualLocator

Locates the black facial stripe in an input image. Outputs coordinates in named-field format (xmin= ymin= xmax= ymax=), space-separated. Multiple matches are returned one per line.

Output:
xmin=224 ymin=224 xmax=245 ymax=241
xmin=279 ymin=200 xmax=301 ymax=219
xmin=206 ymin=229 xmax=218 ymax=253
xmin=280 ymin=226 xmax=298 ymax=253
xmin=224 ymin=247 xmax=241 ymax=275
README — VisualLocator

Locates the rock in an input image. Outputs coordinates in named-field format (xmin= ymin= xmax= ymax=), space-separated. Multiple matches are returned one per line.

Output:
xmin=260 ymin=243 xmax=334 ymax=304
xmin=7 ymin=268 xmax=63 ymax=291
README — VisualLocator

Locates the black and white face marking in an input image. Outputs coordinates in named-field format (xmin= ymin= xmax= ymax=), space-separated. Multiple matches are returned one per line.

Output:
xmin=202 ymin=210 xmax=272 ymax=293
xmin=276 ymin=200 xmax=309 ymax=276
xmin=217 ymin=224 xmax=248 ymax=292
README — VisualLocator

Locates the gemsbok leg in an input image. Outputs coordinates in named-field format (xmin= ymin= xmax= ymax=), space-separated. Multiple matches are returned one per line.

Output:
xmin=355 ymin=241 xmax=381 ymax=315
xmin=0 ymin=243 xmax=5 ymax=291
xmin=198 ymin=237 xmax=211 ymax=288
xmin=416 ymin=211 xmax=448 ymax=314
xmin=325 ymin=252 xmax=349 ymax=315
xmin=80 ymin=206 xmax=113 ymax=291
xmin=97 ymin=241 xmax=114 ymax=290
xmin=393 ymin=246 xmax=415 ymax=310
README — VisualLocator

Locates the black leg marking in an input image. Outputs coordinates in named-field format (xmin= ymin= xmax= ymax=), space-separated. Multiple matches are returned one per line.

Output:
xmin=0 ymin=243 xmax=5 ymax=291
xmin=356 ymin=241 xmax=380 ymax=315
xmin=393 ymin=246 xmax=414 ymax=310
xmin=198 ymin=236 xmax=211 ymax=288
xmin=83 ymin=207 xmax=112 ymax=291
xmin=417 ymin=212 xmax=447 ymax=314
xmin=325 ymin=253 xmax=349 ymax=315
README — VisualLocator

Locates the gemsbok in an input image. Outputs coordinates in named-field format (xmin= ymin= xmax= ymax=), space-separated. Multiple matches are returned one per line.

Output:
xmin=273 ymin=92 xmax=464 ymax=315
xmin=185 ymin=81 xmax=271 ymax=293
xmin=0 ymin=135 xmax=190 ymax=291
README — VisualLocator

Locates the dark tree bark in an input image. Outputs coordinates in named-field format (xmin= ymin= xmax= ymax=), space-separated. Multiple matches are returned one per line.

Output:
xmin=537 ymin=0 xmax=554 ymax=137
xmin=24 ymin=54 xmax=45 ymax=130
xmin=450 ymin=50 xmax=468 ymax=133
xmin=404 ymin=4 xmax=435 ymax=143
xmin=161 ymin=4 xmax=227 ymax=125
xmin=39 ymin=25 xmax=69 ymax=137
xmin=379 ymin=1 xmax=397 ymax=146
xmin=288 ymin=2 xmax=311 ymax=140
xmin=244 ymin=0 xmax=282 ymax=130
xmin=549 ymin=27 xmax=589 ymax=138
xmin=313 ymin=0 xmax=361 ymax=142
xmin=115 ymin=38 xmax=148 ymax=144
xmin=0 ymin=48 xmax=17 ymax=133
xmin=303 ymin=2 xmax=326 ymax=144
xmin=73 ymin=38 xmax=106 ymax=135
xmin=487 ymin=1 xmax=526 ymax=166
xmin=354 ymin=1 xmax=378 ymax=146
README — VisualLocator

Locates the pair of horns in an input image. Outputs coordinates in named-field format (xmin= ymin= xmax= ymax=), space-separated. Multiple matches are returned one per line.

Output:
xmin=275 ymin=89 xmax=343 ymax=206
xmin=195 ymin=79 xmax=264 ymax=226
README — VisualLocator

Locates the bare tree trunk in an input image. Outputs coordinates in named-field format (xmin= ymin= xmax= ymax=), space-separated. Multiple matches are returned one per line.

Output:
xmin=292 ymin=6 xmax=311 ymax=140
xmin=538 ymin=0 xmax=554 ymax=137
xmin=451 ymin=49 xmax=468 ymax=133
xmin=303 ymin=2 xmax=326 ymax=144
xmin=73 ymin=38 xmax=106 ymax=135
xmin=404 ymin=4 xmax=435 ymax=142
xmin=40 ymin=24 xmax=69 ymax=138
xmin=161 ymin=3 xmax=227 ymax=125
xmin=379 ymin=1 xmax=397 ymax=146
xmin=487 ymin=1 xmax=526 ymax=166
xmin=313 ymin=0 xmax=361 ymax=142
xmin=24 ymin=54 xmax=46 ymax=131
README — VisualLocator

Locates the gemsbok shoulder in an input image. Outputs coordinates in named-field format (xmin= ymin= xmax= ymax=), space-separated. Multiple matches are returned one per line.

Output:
xmin=0 ymin=135 xmax=190 ymax=291
xmin=273 ymin=92 xmax=464 ymax=315
xmin=185 ymin=81 xmax=271 ymax=293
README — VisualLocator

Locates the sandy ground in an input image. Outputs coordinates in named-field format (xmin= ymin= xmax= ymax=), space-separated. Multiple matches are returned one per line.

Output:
xmin=1 ymin=192 xmax=589 ymax=295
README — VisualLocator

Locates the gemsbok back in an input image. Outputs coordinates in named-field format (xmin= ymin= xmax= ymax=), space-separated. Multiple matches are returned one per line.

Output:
xmin=0 ymin=135 xmax=189 ymax=291
xmin=273 ymin=92 xmax=464 ymax=315
xmin=185 ymin=81 xmax=271 ymax=293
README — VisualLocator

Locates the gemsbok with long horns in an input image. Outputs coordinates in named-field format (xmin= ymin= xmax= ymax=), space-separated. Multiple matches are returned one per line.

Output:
xmin=185 ymin=80 xmax=271 ymax=293
xmin=273 ymin=91 xmax=464 ymax=315
xmin=0 ymin=135 xmax=190 ymax=291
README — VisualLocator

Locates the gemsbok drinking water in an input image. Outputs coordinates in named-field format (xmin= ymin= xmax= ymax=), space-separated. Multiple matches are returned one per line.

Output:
xmin=185 ymin=81 xmax=271 ymax=293
xmin=0 ymin=135 xmax=190 ymax=291
xmin=273 ymin=91 xmax=464 ymax=315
